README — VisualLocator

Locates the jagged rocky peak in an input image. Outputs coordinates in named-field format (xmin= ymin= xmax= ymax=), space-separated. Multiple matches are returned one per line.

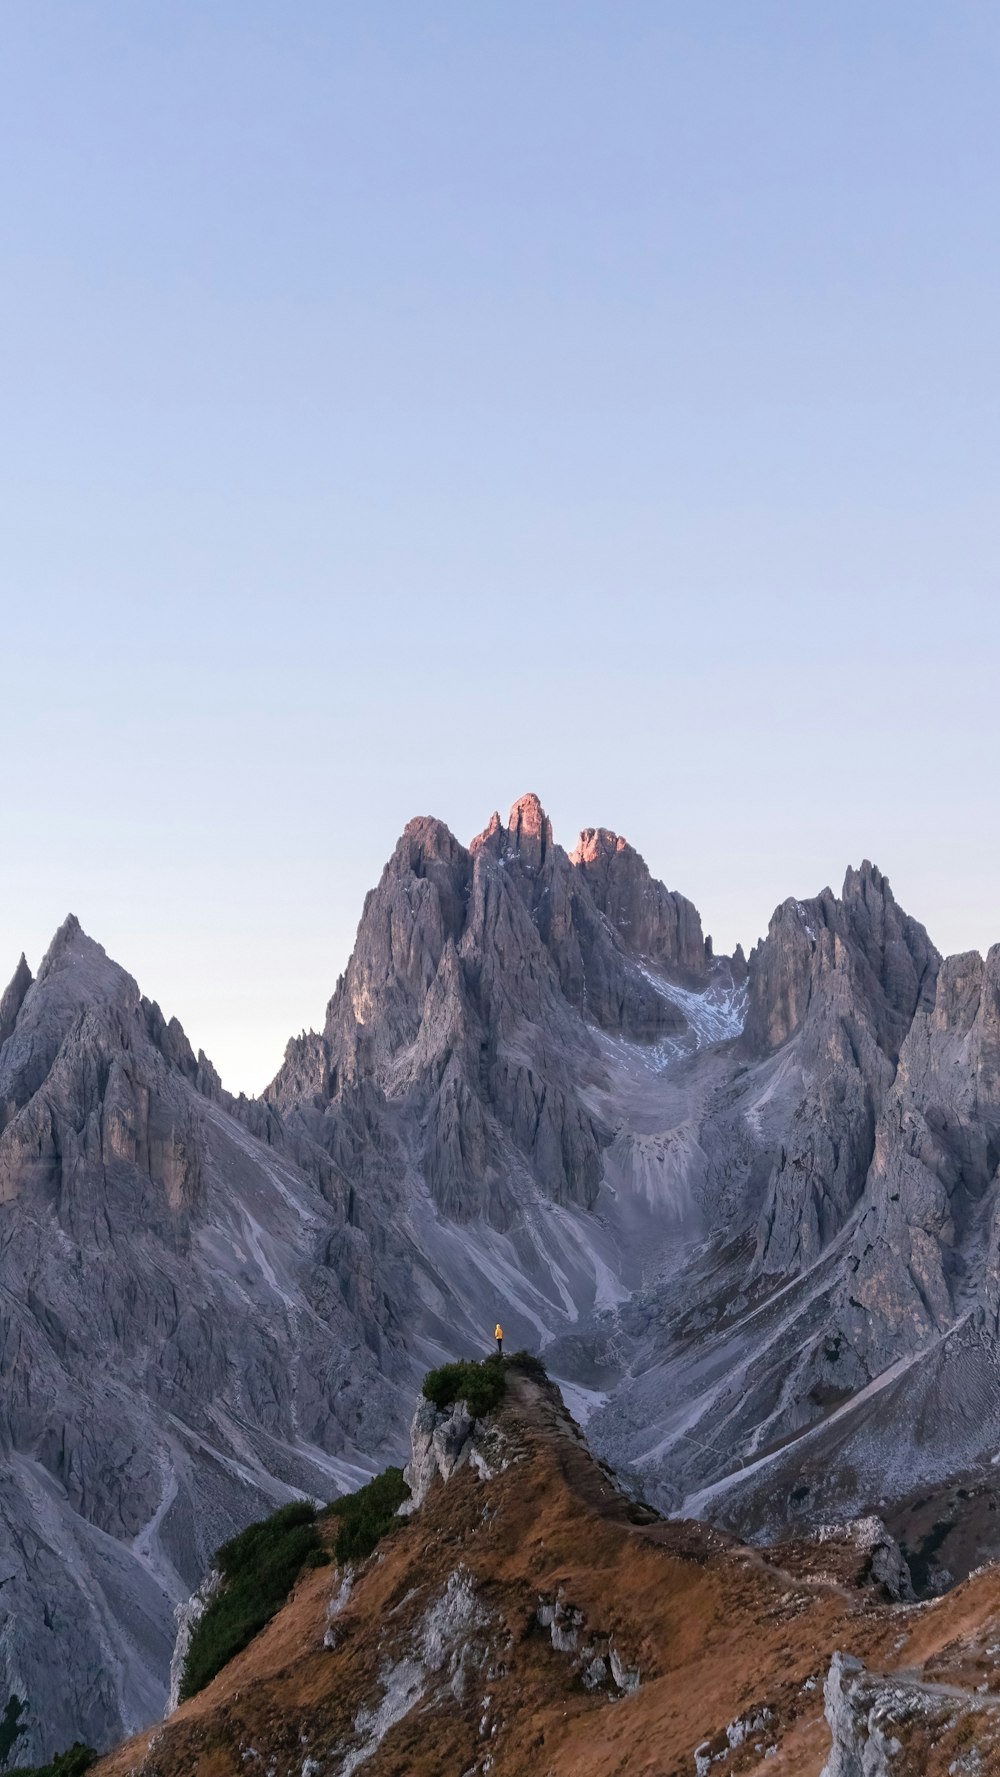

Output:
xmin=505 ymin=788 xmax=553 ymax=868
xmin=837 ymin=939 xmax=1000 ymax=1372
xmin=0 ymin=914 xmax=222 ymax=1224
xmin=470 ymin=789 xmax=552 ymax=869
xmin=395 ymin=812 xmax=471 ymax=885
xmin=746 ymin=864 xmax=940 ymax=1283
xmin=0 ymin=915 xmax=139 ymax=1125
xmin=569 ymin=824 xmax=707 ymax=975
xmin=278 ymin=790 xmax=714 ymax=1111
xmin=267 ymin=791 xmax=718 ymax=1221
xmin=308 ymin=814 xmax=474 ymax=1090
xmin=0 ymin=952 xmax=32 ymax=1051
xmin=36 ymin=910 xmax=134 ymax=1003
xmin=0 ymin=913 xmax=219 ymax=1094
xmin=744 ymin=861 xmax=938 ymax=1059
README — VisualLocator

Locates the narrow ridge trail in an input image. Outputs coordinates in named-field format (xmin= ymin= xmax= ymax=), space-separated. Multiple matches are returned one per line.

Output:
xmin=509 ymin=1369 xmax=857 ymax=1602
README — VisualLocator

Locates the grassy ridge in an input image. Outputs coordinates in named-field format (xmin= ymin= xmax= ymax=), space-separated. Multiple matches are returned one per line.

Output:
xmin=324 ymin=1466 xmax=409 ymax=1562
xmin=179 ymin=1500 xmax=322 ymax=1702
xmin=177 ymin=1354 xmax=541 ymax=1702
xmin=179 ymin=1467 xmax=411 ymax=1701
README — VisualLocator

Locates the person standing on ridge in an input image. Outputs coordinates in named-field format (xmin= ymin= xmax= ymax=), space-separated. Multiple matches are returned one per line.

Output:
xmin=495 ymin=1322 xmax=504 ymax=1356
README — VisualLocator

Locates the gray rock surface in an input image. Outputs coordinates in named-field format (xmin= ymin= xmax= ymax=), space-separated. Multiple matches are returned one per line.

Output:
xmin=568 ymin=826 xmax=706 ymax=976
xmin=268 ymin=793 xmax=708 ymax=1228
xmin=399 ymin=1397 xmax=476 ymax=1515
xmin=747 ymin=863 xmax=939 ymax=1279
xmin=821 ymin=1653 xmax=902 ymax=1777
xmin=0 ymin=920 xmax=400 ymax=1758
xmin=166 ymin=1568 xmax=220 ymax=1715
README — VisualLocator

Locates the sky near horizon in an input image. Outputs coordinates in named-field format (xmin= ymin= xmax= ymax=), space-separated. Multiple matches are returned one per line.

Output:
xmin=2 ymin=3 xmax=998 ymax=1093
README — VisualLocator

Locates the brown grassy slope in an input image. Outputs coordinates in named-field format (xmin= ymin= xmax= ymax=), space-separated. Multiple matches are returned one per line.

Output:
xmin=96 ymin=1373 xmax=1000 ymax=1777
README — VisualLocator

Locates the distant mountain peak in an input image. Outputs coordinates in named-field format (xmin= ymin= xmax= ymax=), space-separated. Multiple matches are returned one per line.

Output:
xmin=37 ymin=911 xmax=107 ymax=975
xmin=842 ymin=857 xmax=892 ymax=902
xmin=471 ymin=792 xmax=553 ymax=870
xmin=569 ymin=826 xmax=630 ymax=867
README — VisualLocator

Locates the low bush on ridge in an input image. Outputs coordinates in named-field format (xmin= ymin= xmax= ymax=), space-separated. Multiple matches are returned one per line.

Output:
xmin=422 ymin=1354 xmax=506 ymax=1418
xmin=179 ymin=1469 xmax=413 ymax=1700
xmin=180 ymin=1500 xmax=321 ymax=1701
xmin=324 ymin=1466 xmax=409 ymax=1563
xmin=506 ymin=1349 xmax=548 ymax=1380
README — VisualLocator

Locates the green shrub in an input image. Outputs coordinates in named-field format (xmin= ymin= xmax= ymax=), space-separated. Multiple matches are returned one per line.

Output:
xmin=7 ymin=1745 xmax=96 ymax=1777
xmin=506 ymin=1349 xmax=547 ymax=1380
xmin=421 ymin=1355 xmax=506 ymax=1419
xmin=179 ymin=1500 xmax=321 ymax=1701
xmin=325 ymin=1466 xmax=409 ymax=1563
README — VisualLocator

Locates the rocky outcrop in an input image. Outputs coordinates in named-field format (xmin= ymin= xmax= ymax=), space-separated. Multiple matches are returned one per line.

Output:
xmin=819 ymin=1654 xmax=964 ymax=1777
xmin=569 ymin=826 xmax=706 ymax=975
xmin=167 ymin=1569 xmax=220 ymax=1715
xmin=745 ymin=864 xmax=936 ymax=1061
xmin=821 ymin=1654 xmax=903 ymax=1777
xmin=0 ymin=953 xmax=32 ymax=1054
xmin=747 ymin=865 xmax=939 ymax=1278
xmin=839 ymin=944 xmax=1000 ymax=1373
xmin=399 ymin=1397 xmax=477 ymax=1515
xmin=862 ymin=1521 xmax=915 ymax=1602
xmin=471 ymin=794 xmax=689 ymax=1042
xmin=399 ymin=1390 xmax=515 ymax=1516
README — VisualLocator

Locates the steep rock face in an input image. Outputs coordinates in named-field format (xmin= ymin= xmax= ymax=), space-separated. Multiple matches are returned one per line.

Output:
xmin=470 ymin=793 xmax=689 ymax=1042
xmin=0 ymin=953 xmax=31 ymax=1052
xmin=569 ymin=826 xmax=706 ymax=976
xmin=0 ymin=920 xmax=403 ymax=1761
xmin=400 ymin=1396 xmax=477 ymax=1514
xmin=840 ymin=944 xmax=1000 ymax=1373
xmin=268 ymin=794 xmax=709 ymax=1224
xmin=0 ymin=918 xmax=208 ymax=1227
xmin=747 ymin=865 xmax=939 ymax=1278
xmin=745 ymin=863 xmax=936 ymax=1062
xmin=821 ymin=1654 xmax=902 ymax=1777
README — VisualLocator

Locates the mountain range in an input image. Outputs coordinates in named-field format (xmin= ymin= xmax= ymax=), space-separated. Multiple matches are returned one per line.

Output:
xmin=2 ymin=791 xmax=999 ymax=1760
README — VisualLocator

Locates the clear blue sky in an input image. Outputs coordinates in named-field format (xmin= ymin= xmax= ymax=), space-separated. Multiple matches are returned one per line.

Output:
xmin=3 ymin=3 xmax=998 ymax=1092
